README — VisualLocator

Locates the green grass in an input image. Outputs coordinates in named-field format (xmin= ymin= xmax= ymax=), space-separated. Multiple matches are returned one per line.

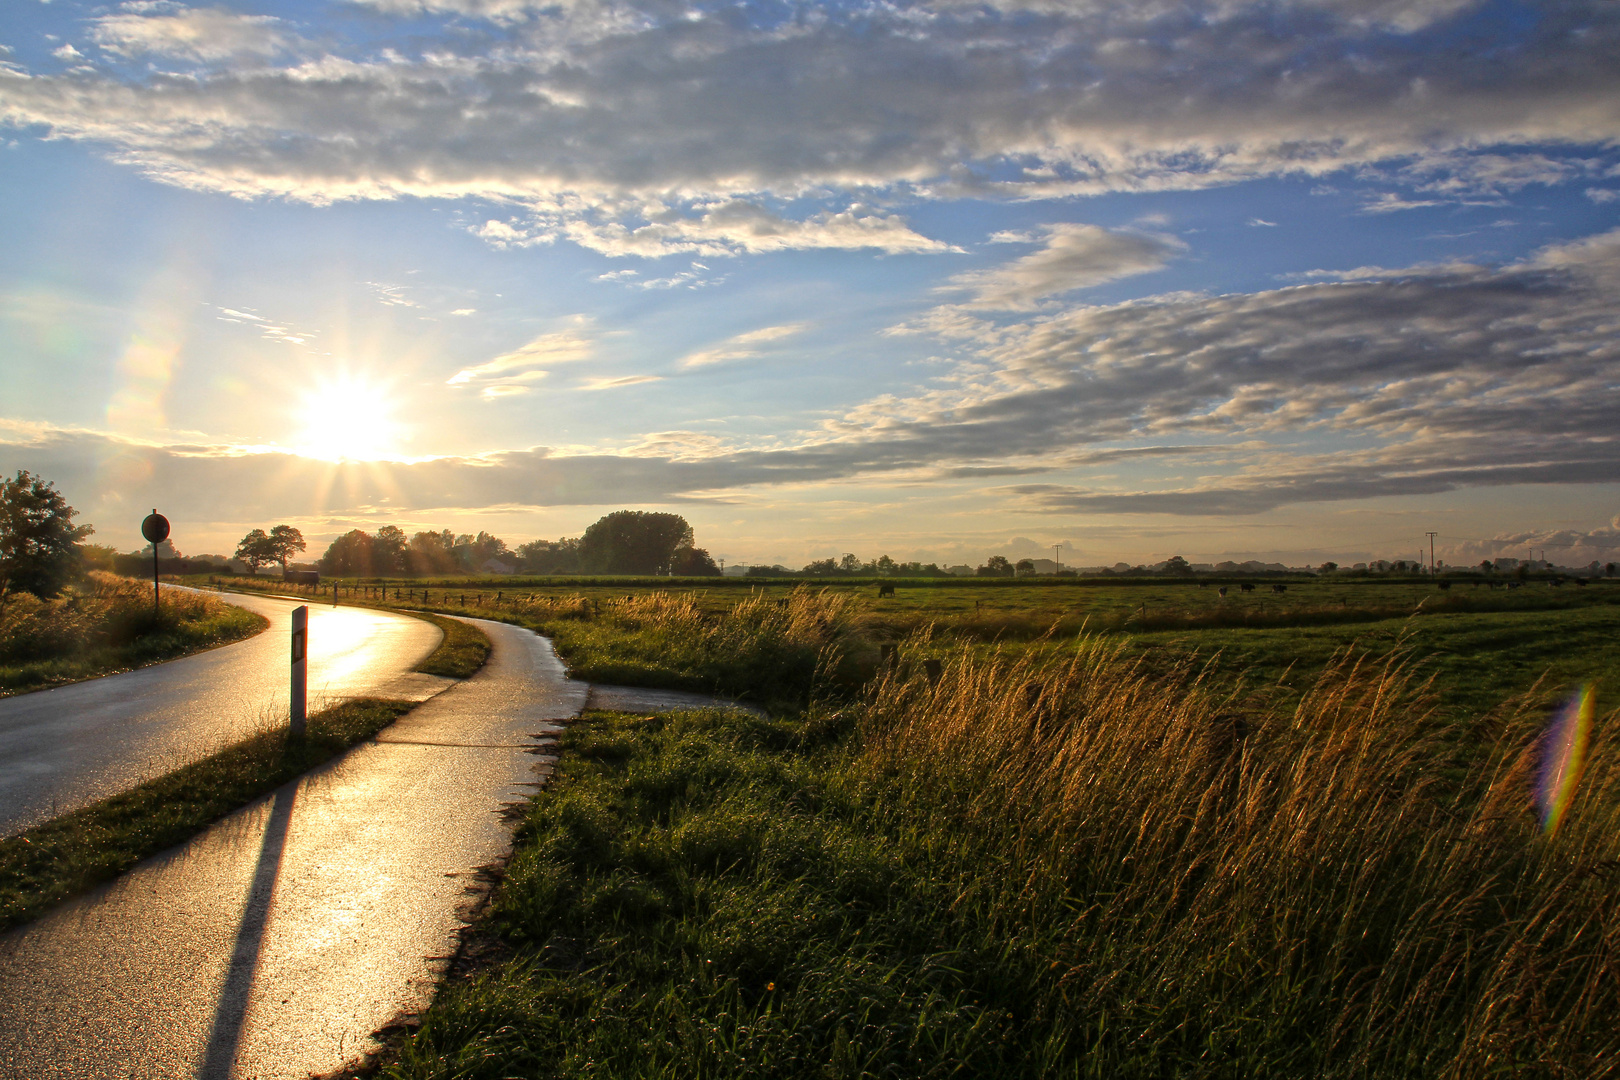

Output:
xmin=378 ymin=639 xmax=1620 ymax=1078
xmin=410 ymin=611 xmax=493 ymax=678
xmin=0 ymin=698 xmax=415 ymax=933
xmin=0 ymin=573 xmax=267 ymax=696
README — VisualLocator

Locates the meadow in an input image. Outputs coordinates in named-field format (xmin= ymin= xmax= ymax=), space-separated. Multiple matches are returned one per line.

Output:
xmin=232 ymin=572 xmax=1620 ymax=1078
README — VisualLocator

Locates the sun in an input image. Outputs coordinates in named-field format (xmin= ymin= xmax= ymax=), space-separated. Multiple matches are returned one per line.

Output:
xmin=294 ymin=376 xmax=404 ymax=461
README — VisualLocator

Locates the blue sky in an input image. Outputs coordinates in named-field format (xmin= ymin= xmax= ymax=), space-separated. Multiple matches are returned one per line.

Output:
xmin=2 ymin=0 xmax=1619 ymax=569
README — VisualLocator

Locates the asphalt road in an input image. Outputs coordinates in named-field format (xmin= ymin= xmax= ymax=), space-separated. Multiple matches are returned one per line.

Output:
xmin=0 ymin=589 xmax=446 ymax=838
xmin=0 ymin=617 xmax=588 ymax=1079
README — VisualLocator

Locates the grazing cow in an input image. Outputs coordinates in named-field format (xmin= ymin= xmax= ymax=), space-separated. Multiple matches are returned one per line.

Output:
xmin=1218 ymin=586 xmax=1228 ymax=598
xmin=878 ymin=583 xmax=895 ymax=598
xmin=1576 ymin=578 xmax=1589 ymax=587
xmin=1240 ymin=583 xmax=1255 ymax=593
xmin=1437 ymin=580 xmax=1451 ymax=590
xmin=1271 ymin=584 xmax=1288 ymax=594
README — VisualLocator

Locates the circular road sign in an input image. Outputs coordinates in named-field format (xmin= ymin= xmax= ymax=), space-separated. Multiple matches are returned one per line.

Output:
xmin=141 ymin=510 xmax=171 ymax=545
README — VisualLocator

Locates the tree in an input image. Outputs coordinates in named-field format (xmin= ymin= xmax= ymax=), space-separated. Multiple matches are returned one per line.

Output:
xmin=838 ymin=553 xmax=862 ymax=574
xmin=516 ymin=537 xmax=581 ymax=574
xmin=408 ymin=530 xmax=457 ymax=575
xmin=579 ymin=511 xmax=694 ymax=574
xmin=1320 ymin=561 xmax=1339 ymax=574
xmin=320 ymin=530 xmax=376 ymax=577
xmin=0 ymin=471 xmax=93 ymax=601
xmin=979 ymin=555 xmax=1013 ymax=577
xmin=671 ymin=546 xmax=721 ymax=576
xmin=1480 ymin=560 xmax=1493 ymax=573
xmin=1015 ymin=558 xmax=1037 ymax=576
xmin=801 ymin=558 xmax=839 ymax=576
xmin=874 ymin=554 xmax=897 ymax=575
xmin=235 ymin=528 xmax=274 ymax=575
xmin=372 ymin=525 xmax=408 ymax=576
xmin=266 ymin=524 xmax=306 ymax=573
xmin=1164 ymin=555 xmax=1191 ymax=575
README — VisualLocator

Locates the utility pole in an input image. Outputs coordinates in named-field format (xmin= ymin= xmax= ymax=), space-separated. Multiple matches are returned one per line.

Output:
xmin=1426 ymin=532 xmax=1437 ymax=575
xmin=1053 ymin=544 xmax=1061 ymax=574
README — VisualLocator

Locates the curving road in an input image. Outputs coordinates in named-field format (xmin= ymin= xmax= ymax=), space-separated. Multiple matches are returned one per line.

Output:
xmin=0 ymin=590 xmax=447 ymax=838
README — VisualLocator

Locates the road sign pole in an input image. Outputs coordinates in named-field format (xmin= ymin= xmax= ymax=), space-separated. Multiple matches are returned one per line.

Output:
xmin=290 ymin=605 xmax=308 ymax=737
xmin=140 ymin=509 xmax=170 ymax=619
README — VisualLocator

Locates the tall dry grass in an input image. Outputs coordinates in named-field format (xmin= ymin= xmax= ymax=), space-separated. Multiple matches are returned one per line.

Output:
xmin=854 ymin=635 xmax=1620 ymax=1074
xmin=0 ymin=572 xmax=264 ymax=690
xmin=508 ymin=586 xmax=860 ymax=705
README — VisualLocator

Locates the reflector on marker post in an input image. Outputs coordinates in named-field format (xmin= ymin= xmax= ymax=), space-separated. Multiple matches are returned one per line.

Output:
xmin=290 ymin=605 xmax=308 ymax=737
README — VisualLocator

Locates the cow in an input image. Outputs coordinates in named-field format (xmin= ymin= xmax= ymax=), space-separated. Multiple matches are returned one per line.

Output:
xmin=1272 ymin=584 xmax=1288 ymax=594
xmin=878 ymin=583 xmax=896 ymax=598
xmin=1240 ymin=583 xmax=1255 ymax=593
xmin=1218 ymin=587 xmax=1228 ymax=598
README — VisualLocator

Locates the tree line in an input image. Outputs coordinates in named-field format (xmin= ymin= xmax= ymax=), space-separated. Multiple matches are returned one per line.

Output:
xmin=310 ymin=511 xmax=720 ymax=577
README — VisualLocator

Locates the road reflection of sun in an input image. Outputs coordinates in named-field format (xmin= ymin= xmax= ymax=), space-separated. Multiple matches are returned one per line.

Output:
xmin=295 ymin=376 xmax=403 ymax=462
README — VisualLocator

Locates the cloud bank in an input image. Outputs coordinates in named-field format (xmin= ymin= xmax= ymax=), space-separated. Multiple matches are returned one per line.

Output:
xmin=8 ymin=229 xmax=1620 ymax=525
xmin=4 ymin=0 xmax=1617 ymax=248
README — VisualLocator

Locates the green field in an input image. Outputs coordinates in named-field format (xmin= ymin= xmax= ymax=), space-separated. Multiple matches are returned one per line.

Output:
xmin=226 ymin=572 xmax=1620 ymax=722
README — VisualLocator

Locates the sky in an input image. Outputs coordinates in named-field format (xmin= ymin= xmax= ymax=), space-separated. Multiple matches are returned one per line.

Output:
xmin=1 ymin=0 xmax=1618 ymax=571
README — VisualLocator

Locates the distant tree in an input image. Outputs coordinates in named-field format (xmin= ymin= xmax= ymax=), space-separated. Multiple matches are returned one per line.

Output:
xmin=1164 ymin=555 xmax=1191 ymax=575
xmin=235 ymin=528 xmax=274 ymax=575
xmin=979 ymin=555 xmax=1013 ymax=577
xmin=1515 ymin=563 xmax=1530 ymax=581
xmin=671 ymin=546 xmax=721 ymax=576
xmin=1480 ymin=560 xmax=1493 ymax=573
xmin=1015 ymin=558 xmax=1037 ymax=576
xmin=80 ymin=543 xmax=120 ymax=574
xmin=874 ymin=554 xmax=897 ymax=575
xmin=579 ymin=511 xmax=694 ymax=574
xmin=1319 ymin=561 xmax=1339 ymax=574
xmin=266 ymin=525 xmax=306 ymax=573
xmin=372 ymin=525 xmax=408 ymax=576
xmin=408 ymin=530 xmax=458 ymax=575
xmin=320 ymin=530 xmax=376 ymax=577
xmin=0 ymin=470 xmax=93 ymax=602
xmin=801 ymin=558 xmax=839 ymax=576
xmin=516 ymin=537 xmax=581 ymax=574
xmin=1608 ymin=562 xmax=1617 ymax=578
xmin=460 ymin=531 xmax=509 ymax=570
xmin=838 ymin=553 xmax=861 ymax=573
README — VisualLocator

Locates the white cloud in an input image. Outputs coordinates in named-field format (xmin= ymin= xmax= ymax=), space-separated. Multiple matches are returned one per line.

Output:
xmin=1248 ymin=218 xmax=1277 ymax=227
xmin=1360 ymin=193 xmax=1444 ymax=213
xmin=580 ymin=373 xmax=662 ymax=390
xmin=51 ymin=44 xmax=82 ymax=60
xmin=557 ymin=201 xmax=955 ymax=258
xmin=450 ymin=307 xmax=477 ymax=315
xmin=679 ymin=322 xmax=806 ymax=369
xmin=90 ymin=7 xmax=291 ymax=61
xmin=1588 ymin=188 xmax=1619 ymax=203
xmin=446 ymin=318 xmax=594 ymax=386
xmin=480 ymin=384 xmax=531 ymax=399
xmin=2 ymin=0 xmax=1613 ymax=218
xmin=945 ymin=224 xmax=1182 ymax=309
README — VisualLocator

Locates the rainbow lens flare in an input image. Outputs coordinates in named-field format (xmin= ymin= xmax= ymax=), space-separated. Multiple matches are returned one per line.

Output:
xmin=1537 ymin=684 xmax=1595 ymax=837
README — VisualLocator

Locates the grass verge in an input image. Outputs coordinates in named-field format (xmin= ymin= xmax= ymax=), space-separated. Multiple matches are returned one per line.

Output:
xmin=377 ymin=637 xmax=1619 ymax=1079
xmin=410 ymin=611 xmax=493 ymax=678
xmin=0 ymin=575 xmax=267 ymax=696
xmin=0 ymin=698 xmax=414 ymax=934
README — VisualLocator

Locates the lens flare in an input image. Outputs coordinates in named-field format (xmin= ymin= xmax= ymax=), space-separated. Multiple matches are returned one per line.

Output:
xmin=1537 ymin=684 xmax=1595 ymax=837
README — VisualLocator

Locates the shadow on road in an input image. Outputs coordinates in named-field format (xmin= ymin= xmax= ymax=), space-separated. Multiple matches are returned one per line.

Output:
xmin=200 ymin=782 xmax=298 ymax=1079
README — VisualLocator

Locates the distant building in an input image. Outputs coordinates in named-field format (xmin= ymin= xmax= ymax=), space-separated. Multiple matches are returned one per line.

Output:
xmin=721 ymin=564 xmax=750 ymax=577
xmin=479 ymin=557 xmax=517 ymax=575
xmin=946 ymin=564 xmax=975 ymax=577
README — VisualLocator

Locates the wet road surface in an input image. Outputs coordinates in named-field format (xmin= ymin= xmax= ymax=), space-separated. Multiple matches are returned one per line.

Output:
xmin=0 ymin=590 xmax=445 ymax=838
xmin=0 ymin=617 xmax=752 ymax=1080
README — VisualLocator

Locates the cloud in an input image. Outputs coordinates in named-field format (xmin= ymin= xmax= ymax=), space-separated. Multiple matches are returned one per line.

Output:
xmin=556 ymin=201 xmax=955 ymax=258
xmin=8 ymin=229 xmax=1620 ymax=524
xmin=51 ymin=44 xmax=83 ymax=60
xmin=1360 ymin=193 xmax=1444 ymax=213
xmin=945 ymin=224 xmax=1182 ymax=309
xmin=480 ymin=384 xmax=531 ymax=399
xmin=679 ymin=323 xmax=806 ymax=369
xmin=579 ymin=373 xmax=662 ymax=390
xmin=2 ymin=0 xmax=1614 ymax=219
xmin=90 ymin=7 xmax=291 ymax=61
xmin=851 ymin=227 xmax=1620 ymax=514
xmin=445 ymin=318 xmax=594 ymax=386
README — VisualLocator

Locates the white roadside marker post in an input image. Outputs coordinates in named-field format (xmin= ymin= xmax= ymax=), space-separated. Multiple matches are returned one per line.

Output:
xmin=291 ymin=605 xmax=309 ymax=737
